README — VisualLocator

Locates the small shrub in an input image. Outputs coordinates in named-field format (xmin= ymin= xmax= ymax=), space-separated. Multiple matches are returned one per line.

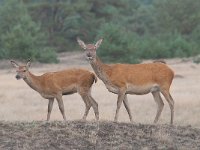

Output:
xmin=97 ymin=23 xmax=140 ymax=63
xmin=0 ymin=48 xmax=8 ymax=59
xmin=37 ymin=48 xmax=58 ymax=63
xmin=129 ymin=33 xmax=198 ymax=59
xmin=167 ymin=35 xmax=191 ymax=57
xmin=0 ymin=0 xmax=58 ymax=63
xmin=193 ymin=55 xmax=200 ymax=64
xmin=132 ymin=36 xmax=170 ymax=59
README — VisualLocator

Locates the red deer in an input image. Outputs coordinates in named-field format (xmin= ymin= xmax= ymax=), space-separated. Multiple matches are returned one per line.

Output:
xmin=77 ymin=38 xmax=175 ymax=124
xmin=11 ymin=60 xmax=99 ymax=121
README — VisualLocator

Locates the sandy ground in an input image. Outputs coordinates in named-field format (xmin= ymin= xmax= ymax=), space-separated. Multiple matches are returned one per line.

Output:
xmin=0 ymin=52 xmax=200 ymax=128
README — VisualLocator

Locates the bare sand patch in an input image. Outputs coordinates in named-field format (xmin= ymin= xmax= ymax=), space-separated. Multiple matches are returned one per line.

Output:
xmin=0 ymin=52 xmax=200 ymax=128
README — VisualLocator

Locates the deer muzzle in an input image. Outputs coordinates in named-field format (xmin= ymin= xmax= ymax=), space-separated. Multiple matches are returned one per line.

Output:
xmin=15 ymin=74 xmax=21 ymax=80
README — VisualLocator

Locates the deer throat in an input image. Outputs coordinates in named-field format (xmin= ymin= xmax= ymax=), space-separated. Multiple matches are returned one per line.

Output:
xmin=90 ymin=59 xmax=118 ymax=93
xmin=23 ymin=72 xmax=41 ymax=93
xmin=90 ymin=59 xmax=109 ymax=82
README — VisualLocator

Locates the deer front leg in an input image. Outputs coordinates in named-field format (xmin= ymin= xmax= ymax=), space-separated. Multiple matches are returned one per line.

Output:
xmin=56 ymin=95 xmax=67 ymax=121
xmin=47 ymin=98 xmax=54 ymax=121
xmin=114 ymin=89 xmax=126 ymax=122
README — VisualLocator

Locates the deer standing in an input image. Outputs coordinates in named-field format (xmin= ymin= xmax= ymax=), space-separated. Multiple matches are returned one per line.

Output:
xmin=11 ymin=60 xmax=99 ymax=121
xmin=77 ymin=38 xmax=175 ymax=124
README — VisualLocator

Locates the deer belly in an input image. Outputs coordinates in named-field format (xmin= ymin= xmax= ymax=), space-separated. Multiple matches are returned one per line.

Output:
xmin=40 ymin=93 xmax=54 ymax=99
xmin=62 ymin=85 xmax=77 ymax=95
xmin=106 ymin=85 xmax=119 ymax=94
xmin=127 ymin=84 xmax=160 ymax=95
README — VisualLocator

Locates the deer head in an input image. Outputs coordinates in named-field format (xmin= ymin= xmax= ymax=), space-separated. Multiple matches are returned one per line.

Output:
xmin=77 ymin=38 xmax=103 ymax=61
xmin=11 ymin=59 xmax=31 ymax=80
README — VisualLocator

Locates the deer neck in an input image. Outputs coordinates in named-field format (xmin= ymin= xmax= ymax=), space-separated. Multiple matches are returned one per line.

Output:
xmin=23 ymin=71 xmax=42 ymax=92
xmin=90 ymin=56 xmax=111 ymax=85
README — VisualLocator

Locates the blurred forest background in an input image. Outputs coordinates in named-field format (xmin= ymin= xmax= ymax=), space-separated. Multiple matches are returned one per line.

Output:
xmin=0 ymin=0 xmax=200 ymax=63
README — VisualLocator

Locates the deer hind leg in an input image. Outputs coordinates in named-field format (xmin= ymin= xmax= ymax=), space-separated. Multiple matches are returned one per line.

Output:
xmin=56 ymin=94 xmax=67 ymax=121
xmin=88 ymin=95 xmax=99 ymax=120
xmin=47 ymin=98 xmax=54 ymax=121
xmin=79 ymin=91 xmax=99 ymax=121
xmin=80 ymin=94 xmax=92 ymax=120
xmin=114 ymin=89 xmax=126 ymax=122
xmin=152 ymin=91 xmax=164 ymax=124
xmin=123 ymin=94 xmax=133 ymax=122
xmin=161 ymin=90 xmax=174 ymax=125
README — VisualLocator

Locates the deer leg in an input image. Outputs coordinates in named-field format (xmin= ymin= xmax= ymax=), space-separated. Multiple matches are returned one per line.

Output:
xmin=80 ymin=94 xmax=92 ymax=120
xmin=89 ymin=95 xmax=99 ymax=120
xmin=56 ymin=95 xmax=66 ymax=121
xmin=47 ymin=98 xmax=54 ymax=121
xmin=114 ymin=89 xmax=126 ymax=122
xmin=123 ymin=94 xmax=133 ymax=122
xmin=152 ymin=91 xmax=164 ymax=124
xmin=82 ymin=101 xmax=91 ymax=120
xmin=80 ymin=92 xmax=99 ymax=121
xmin=161 ymin=90 xmax=174 ymax=125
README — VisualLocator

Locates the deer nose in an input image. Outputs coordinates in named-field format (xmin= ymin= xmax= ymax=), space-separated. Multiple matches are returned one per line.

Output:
xmin=86 ymin=53 xmax=92 ymax=57
xmin=15 ymin=75 xmax=21 ymax=80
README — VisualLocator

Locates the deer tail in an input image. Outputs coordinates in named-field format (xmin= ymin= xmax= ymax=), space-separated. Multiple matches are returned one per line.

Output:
xmin=92 ymin=73 xmax=98 ymax=83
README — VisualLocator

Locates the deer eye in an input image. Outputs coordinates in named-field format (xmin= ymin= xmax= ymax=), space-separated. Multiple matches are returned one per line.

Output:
xmin=22 ymin=70 xmax=26 ymax=72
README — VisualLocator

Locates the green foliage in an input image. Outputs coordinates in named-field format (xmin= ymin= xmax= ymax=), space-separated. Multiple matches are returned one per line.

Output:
xmin=97 ymin=23 xmax=140 ymax=63
xmin=0 ymin=0 xmax=57 ymax=63
xmin=131 ymin=33 xmax=199 ymax=59
xmin=94 ymin=0 xmax=200 ymax=63
xmin=0 ymin=0 xmax=200 ymax=63
xmin=36 ymin=47 xmax=58 ymax=63
xmin=132 ymin=37 xmax=170 ymax=59
xmin=153 ymin=0 xmax=200 ymax=35
xmin=193 ymin=55 xmax=200 ymax=64
xmin=26 ymin=0 xmax=101 ymax=52
xmin=97 ymin=28 xmax=199 ymax=63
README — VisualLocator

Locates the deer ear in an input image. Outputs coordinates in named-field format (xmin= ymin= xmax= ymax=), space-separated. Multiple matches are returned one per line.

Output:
xmin=10 ymin=60 xmax=19 ymax=68
xmin=26 ymin=59 xmax=31 ymax=68
xmin=77 ymin=37 xmax=86 ymax=49
xmin=95 ymin=39 xmax=103 ymax=49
